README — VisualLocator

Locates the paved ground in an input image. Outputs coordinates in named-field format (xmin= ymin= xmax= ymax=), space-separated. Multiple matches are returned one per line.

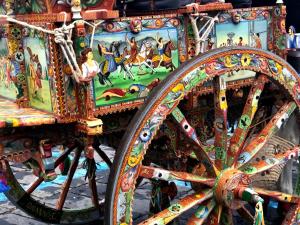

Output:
xmin=0 ymin=145 xmax=114 ymax=225
xmin=0 ymin=145 xmax=298 ymax=225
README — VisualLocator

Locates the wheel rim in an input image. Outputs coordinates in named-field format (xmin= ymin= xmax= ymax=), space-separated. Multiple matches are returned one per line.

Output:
xmin=105 ymin=47 xmax=300 ymax=225
xmin=3 ymin=139 xmax=112 ymax=224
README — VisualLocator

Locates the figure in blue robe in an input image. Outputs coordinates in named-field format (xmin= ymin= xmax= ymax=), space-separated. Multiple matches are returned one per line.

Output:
xmin=288 ymin=26 xmax=297 ymax=49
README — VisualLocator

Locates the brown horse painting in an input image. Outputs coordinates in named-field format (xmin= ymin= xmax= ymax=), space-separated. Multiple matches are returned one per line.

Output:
xmin=150 ymin=40 xmax=176 ymax=71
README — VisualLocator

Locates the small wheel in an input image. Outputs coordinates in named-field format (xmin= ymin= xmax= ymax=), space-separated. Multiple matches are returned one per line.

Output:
xmin=105 ymin=47 xmax=300 ymax=225
xmin=3 ymin=137 xmax=112 ymax=224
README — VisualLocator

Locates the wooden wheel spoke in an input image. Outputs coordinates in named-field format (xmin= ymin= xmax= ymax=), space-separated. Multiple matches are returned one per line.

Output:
xmin=205 ymin=205 xmax=223 ymax=225
xmin=171 ymin=107 xmax=203 ymax=146
xmin=26 ymin=177 xmax=44 ymax=194
xmin=54 ymin=144 xmax=77 ymax=168
xmin=213 ymin=76 xmax=228 ymax=170
xmin=235 ymin=102 xmax=297 ymax=168
xmin=93 ymin=138 xmax=112 ymax=167
xmin=237 ymin=205 xmax=254 ymax=222
xmin=241 ymin=145 xmax=300 ymax=176
xmin=227 ymin=75 xmax=267 ymax=167
xmin=254 ymin=187 xmax=300 ymax=204
xmin=139 ymin=166 xmax=215 ymax=186
xmin=220 ymin=207 xmax=233 ymax=225
xmin=281 ymin=204 xmax=300 ymax=225
xmin=187 ymin=199 xmax=216 ymax=225
xmin=26 ymin=145 xmax=77 ymax=195
xmin=138 ymin=190 xmax=213 ymax=225
xmin=94 ymin=145 xmax=112 ymax=167
xmin=89 ymin=175 xmax=100 ymax=208
xmin=56 ymin=148 xmax=82 ymax=210
xmin=171 ymin=107 xmax=217 ymax=175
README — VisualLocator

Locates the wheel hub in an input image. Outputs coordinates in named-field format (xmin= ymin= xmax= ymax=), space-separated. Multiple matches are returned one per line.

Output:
xmin=214 ymin=169 xmax=251 ymax=209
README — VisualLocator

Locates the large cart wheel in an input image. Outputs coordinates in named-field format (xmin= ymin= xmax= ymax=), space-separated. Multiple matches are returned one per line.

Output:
xmin=105 ymin=47 xmax=300 ymax=225
xmin=3 ymin=137 xmax=112 ymax=225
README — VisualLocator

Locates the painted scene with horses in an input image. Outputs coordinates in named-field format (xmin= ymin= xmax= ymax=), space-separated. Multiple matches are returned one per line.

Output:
xmin=89 ymin=27 xmax=179 ymax=107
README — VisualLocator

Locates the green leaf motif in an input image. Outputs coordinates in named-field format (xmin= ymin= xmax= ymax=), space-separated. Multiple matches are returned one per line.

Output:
xmin=81 ymin=0 xmax=103 ymax=8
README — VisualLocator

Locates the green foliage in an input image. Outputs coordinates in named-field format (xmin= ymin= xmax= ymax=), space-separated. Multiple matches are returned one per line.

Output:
xmin=187 ymin=24 xmax=194 ymax=38
xmin=81 ymin=0 xmax=103 ymax=8
xmin=14 ymin=0 xmax=46 ymax=14
xmin=31 ymin=0 xmax=47 ymax=13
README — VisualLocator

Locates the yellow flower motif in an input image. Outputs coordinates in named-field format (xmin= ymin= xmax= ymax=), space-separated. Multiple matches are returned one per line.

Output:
xmin=224 ymin=55 xmax=235 ymax=68
xmin=241 ymin=54 xmax=251 ymax=67
xmin=275 ymin=63 xmax=282 ymax=74
xmin=219 ymin=90 xmax=227 ymax=110
xmin=80 ymin=42 xmax=85 ymax=48
xmin=282 ymin=194 xmax=292 ymax=202
xmin=278 ymin=73 xmax=285 ymax=84
xmin=12 ymin=118 xmax=20 ymax=127
xmin=128 ymin=155 xmax=142 ymax=167
xmin=172 ymin=83 xmax=184 ymax=93
xmin=8 ymin=41 xmax=18 ymax=53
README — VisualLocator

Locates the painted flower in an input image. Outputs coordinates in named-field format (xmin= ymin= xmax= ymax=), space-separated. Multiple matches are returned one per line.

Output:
xmin=155 ymin=19 xmax=164 ymax=27
xmin=224 ymin=55 xmax=235 ymax=68
xmin=259 ymin=58 xmax=269 ymax=71
xmin=250 ymin=56 xmax=259 ymax=67
xmin=268 ymin=60 xmax=278 ymax=74
xmin=275 ymin=62 xmax=283 ymax=74
xmin=139 ymin=128 xmax=152 ymax=142
xmin=172 ymin=83 xmax=185 ymax=93
xmin=170 ymin=18 xmax=180 ymax=27
xmin=205 ymin=61 xmax=223 ymax=74
xmin=128 ymin=154 xmax=142 ymax=167
xmin=121 ymin=168 xmax=136 ymax=192
xmin=157 ymin=104 xmax=169 ymax=116
xmin=241 ymin=54 xmax=251 ymax=67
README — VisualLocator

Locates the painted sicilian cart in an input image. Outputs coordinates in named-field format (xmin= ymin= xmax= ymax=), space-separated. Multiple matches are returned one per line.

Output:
xmin=0 ymin=0 xmax=299 ymax=225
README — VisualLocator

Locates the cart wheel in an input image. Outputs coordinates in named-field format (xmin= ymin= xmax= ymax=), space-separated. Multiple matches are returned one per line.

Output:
xmin=3 ymin=138 xmax=112 ymax=224
xmin=105 ymin=47 xmax=300 ymax=225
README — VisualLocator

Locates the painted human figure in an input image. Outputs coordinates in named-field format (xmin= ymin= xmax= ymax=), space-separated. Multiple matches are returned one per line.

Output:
xmin=4 ymin=0 xmax=14 ymax=15
xmin=27 ymin=47 xmax=43 ymax=100
xmin=5 ymin=58 xmax=13 ymax=88
xmin=71 ymin=0 xmax=82 ymax=19
xmin=0 ymin=57 xmax=5 ymax=84
xmin=252 ymin=33 xmax=262 ymax=49
xmin=139 ymin=40 xmax=153 ymax=59
xmin=80 ymin=48 xmax=100 ymax=82
xmin=155 ymin=33 xmax=168 ymax=68
xmin=238 ymin=37 xmax=243 ymax=46
xmin=227 ymin=38 xmax=231 ymax=46
xmin=98 ymin=44 xmax=117 ymax=73
xmin=126 ymin=36 xmax=139 ymax=63
xmin=35 ymin=62 xmax=43 ymax=89
xmin=28 ymin=57 xmax=37 ymax=93
xmin=287 ymin=26 xmax=297 ymax=49
xmin=207 ymin=37 xmax=214 ymax=50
